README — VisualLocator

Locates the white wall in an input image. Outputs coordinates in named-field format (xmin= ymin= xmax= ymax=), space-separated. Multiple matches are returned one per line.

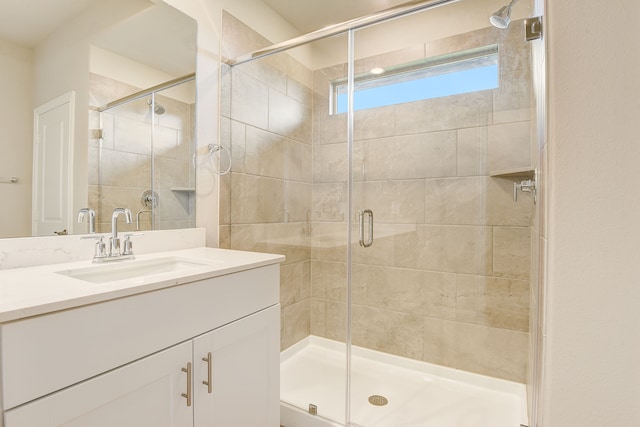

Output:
xmin=0 ymin=38 xmax=32 ymax=237
xmin=543 ymin=0 xmax=640 ymax=425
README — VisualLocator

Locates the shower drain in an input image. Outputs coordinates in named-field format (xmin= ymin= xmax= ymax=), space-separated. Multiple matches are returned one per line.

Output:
xmin=368 ymin=395 xmax=389 ymax=406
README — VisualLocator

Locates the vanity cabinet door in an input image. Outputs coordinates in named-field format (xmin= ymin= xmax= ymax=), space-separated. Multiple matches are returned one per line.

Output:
xmin=193 ymin=304 xmax=280 ymax=427
xmin=4 ymin=341 xmax=194 ymax=427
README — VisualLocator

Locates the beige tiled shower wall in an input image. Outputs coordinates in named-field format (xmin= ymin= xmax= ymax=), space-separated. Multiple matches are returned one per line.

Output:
xmin=311 ymin=22 xmax=534 ymax=383
xmin=218 ymin=12 xmax=314 ymax=351
xmin=88 ymin=74 xmax=196 ymax=233
xmin=221 ymin=12 xmax=534 ymax=383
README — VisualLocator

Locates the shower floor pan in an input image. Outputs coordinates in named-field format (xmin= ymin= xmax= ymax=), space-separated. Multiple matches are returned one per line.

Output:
xmin=281 ymin=336 xmax=528 ymax=427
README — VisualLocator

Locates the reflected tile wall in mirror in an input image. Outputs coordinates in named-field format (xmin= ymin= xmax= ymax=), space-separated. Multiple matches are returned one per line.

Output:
xmin=88 ymin=74 xmax=196 ymax=233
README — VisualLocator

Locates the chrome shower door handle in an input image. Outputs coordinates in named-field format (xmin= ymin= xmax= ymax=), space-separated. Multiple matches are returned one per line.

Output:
xmin=358 ymin=209 xmax=374 ymax=248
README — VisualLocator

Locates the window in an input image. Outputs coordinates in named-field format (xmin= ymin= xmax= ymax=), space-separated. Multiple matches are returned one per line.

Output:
xmin=331 ymin=45 xmax=499 ymax=114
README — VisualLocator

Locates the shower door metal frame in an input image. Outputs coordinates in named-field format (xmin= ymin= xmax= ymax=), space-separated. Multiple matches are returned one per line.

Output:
xmin=345 ymin=28 xmax=355 ymax=425
xmin=227 ymin=0 xmax=461 ymax=66
xmin=95 ymin=73 xmax=195 ymax=113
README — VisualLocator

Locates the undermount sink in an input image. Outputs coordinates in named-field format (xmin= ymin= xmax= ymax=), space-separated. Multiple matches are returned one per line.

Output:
xmin=55 ymin=256 xmax=212 ymax=284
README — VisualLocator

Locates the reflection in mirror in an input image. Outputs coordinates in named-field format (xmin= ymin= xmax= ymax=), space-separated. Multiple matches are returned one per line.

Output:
xmin=89 ymin=75 xmax=196 ymax=234
xmin=0 ymin=0 xmax=197 ymax=238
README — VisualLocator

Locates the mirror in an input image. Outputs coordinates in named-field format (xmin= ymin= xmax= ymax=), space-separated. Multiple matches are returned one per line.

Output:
xmin=0 ymin=0 xmax=197 ymax=238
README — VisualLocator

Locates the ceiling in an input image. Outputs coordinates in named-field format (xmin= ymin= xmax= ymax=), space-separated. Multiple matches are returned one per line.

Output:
xmin=0 ymin=0 xmax=416 ymax=47
xmin=261 ymin=0 xmax=413 ymax=34
xmin=0 ymin=0 xmax=100 ymax=47
xmin=92 ymin=4 xmax=197 ymax=76
xmin=0 ymin=0 xmax=196 ymax=76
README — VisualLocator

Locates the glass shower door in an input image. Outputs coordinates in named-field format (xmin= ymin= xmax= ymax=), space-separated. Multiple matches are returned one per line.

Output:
xmin=348 ymin=3 xmax=534 ymax=426
xmin=220 ymin=13 xmax=351 ymax=425
xmin=220 ymin=2 xmax=536 ymax=425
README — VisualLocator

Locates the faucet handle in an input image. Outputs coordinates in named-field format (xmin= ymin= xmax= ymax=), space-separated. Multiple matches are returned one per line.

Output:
xmin=122 ymin=233 xmax=144 ymax=256
xmin=81 ymin=235 xmax=107 ymax=260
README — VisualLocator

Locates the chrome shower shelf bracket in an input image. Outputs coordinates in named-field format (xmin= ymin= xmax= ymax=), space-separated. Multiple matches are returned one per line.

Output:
xmin=525 ymin=16 xmax=543 ymax=41
xmin=513 ymin=177 xmax=537 ymax=204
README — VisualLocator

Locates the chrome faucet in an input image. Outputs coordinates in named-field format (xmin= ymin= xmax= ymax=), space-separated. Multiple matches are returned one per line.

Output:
xmin=77 ymin=208 xmax=96 ymax=234
xmin=81 ymin=208 xmax=142 ymax=263
xmin=110 ymin=208 xmax=133 ymax=257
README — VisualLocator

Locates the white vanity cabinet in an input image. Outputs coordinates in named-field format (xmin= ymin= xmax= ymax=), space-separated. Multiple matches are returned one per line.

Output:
xmin=0 ymin=262 xmax=281 ymax=427
xmin=193 ymin=305 xmax=280 ymax=426
xmin=4 ymin=341 xmax=194 ymax=427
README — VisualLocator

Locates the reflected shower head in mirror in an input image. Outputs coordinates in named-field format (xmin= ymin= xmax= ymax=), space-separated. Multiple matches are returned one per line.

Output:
xmin=147 ymin=98 xmax=166 ymax=115
xmin=490 ymin=0 xmax=519 ymax=29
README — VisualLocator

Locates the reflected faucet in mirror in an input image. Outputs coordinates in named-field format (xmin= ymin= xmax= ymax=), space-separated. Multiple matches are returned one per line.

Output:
xmin=77 ymin=208 xmax=96 ymax=234
xmin=136 ymin=210 xmax=153 ymax=231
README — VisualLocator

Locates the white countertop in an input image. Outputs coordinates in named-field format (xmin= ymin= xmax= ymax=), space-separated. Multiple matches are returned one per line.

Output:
xmin=0 ymin=247 xmax=285 ymax=323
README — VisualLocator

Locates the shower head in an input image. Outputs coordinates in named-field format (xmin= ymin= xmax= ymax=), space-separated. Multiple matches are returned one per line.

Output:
xmin=490 ymin=0 xmax=519 ymax=29
xmin=147 ymin=99 xmax=166 ymax=115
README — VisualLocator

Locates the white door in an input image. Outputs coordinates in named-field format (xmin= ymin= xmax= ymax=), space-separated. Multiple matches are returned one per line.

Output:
xmin=4 ymin=341 xmax=194 ymax=427
xmin=32 ymin=92 xmax=75 ymax=236
xmin=193 ymin=305 xmax=280 ymax=427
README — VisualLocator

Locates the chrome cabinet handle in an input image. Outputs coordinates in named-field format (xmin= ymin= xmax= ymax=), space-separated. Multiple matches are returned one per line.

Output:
xmin=181 ymin=362 xmax=192 ymax=407
xmin=202 ymin=352 xmax=212 ymax=393
xmin=358 ymin=209 xmax=374 ymax=248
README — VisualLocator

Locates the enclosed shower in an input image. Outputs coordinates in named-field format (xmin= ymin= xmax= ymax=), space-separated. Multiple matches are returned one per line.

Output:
xmin=88 ymin=74 xmax=197 ymax=233
xmin=220 ymin=0 xmax=543 ymax=425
